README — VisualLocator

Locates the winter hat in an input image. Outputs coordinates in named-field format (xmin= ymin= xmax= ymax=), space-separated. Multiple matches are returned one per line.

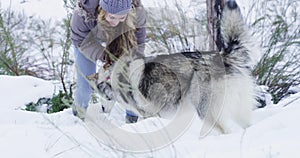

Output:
xmin=100 ymin=0 xmax=132 ymax=15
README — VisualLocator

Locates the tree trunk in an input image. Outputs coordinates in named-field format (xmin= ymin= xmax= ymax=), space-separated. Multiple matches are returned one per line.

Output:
xmin=206 ymin=0 xmax=225 ymax=51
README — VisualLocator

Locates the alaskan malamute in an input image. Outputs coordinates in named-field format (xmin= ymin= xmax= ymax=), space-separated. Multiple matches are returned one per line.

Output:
xmin=93 ymin=0 xmax=259 ymax=134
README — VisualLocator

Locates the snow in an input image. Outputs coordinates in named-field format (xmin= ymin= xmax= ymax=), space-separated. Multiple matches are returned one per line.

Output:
xmin=1 ymin=0 xmax=300 ymax=157
xmin=0 ymin=0 xmax=67 ymax=20
xmin=0 ymin=76 xmax=300 ymax=158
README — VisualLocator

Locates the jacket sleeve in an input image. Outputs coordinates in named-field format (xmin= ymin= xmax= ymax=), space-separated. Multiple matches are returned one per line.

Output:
xmin=70 ymin=0 xmax=99 ymax=47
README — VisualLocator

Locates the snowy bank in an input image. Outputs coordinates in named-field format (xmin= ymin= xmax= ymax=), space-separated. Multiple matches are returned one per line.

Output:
xmin=0 ymin=75 xmax=300 ymax=158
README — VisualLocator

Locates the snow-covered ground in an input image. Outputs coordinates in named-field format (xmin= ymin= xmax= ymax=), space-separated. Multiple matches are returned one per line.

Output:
xmin=1 ymin=0 xmax=300 ymax=157
xmin=0 ymin=75 xmax=300 ymax=158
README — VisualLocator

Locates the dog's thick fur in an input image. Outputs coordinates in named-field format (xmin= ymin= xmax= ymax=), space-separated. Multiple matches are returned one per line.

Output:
xmin=95 ymin=0 xmax=259 ymax=134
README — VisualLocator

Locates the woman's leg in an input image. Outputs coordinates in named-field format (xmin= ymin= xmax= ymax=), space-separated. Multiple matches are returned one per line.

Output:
xmin=74 ymin=46 xmax=96 ymax=111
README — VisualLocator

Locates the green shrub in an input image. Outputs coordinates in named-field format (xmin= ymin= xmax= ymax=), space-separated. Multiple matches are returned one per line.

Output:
xmin=25 ymin=90 xmax=73 ymax=114
xmin=251 ymin=0 xmax=300 ymax=104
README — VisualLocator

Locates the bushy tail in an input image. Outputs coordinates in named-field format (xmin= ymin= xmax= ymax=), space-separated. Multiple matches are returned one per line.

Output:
xmin=221 ymin=0 xmax=260 ymax=71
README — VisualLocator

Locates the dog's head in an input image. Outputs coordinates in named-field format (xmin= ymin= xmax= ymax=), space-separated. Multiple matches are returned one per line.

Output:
xmin=87 ymin=65 xmax=115 ymax=101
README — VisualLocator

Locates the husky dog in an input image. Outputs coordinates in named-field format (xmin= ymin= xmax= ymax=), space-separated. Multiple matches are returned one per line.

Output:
xmin=94 ymin=0 xmax=259 ymax=134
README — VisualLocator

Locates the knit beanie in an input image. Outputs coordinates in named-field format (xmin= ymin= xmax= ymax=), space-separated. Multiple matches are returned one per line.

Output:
xmin=100 ymin=0 xmax=132 ymax=15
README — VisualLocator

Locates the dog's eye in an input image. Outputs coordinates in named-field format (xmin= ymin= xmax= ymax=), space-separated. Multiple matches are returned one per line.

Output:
xmin=97 ymin=82 xmax=106 ymax=91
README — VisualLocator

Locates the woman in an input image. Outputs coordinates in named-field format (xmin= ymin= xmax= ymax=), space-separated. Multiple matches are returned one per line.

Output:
xmin=70 ymin=0 xmax=146 ymax=121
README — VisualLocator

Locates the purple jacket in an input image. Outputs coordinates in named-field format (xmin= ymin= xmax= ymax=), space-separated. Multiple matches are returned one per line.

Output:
xmin=70 ymin=0 xmax=146 ymax=61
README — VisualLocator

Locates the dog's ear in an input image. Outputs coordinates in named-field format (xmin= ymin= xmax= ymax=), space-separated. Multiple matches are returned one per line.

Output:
xmin=87 ymin=73 xmax=99 ymax=82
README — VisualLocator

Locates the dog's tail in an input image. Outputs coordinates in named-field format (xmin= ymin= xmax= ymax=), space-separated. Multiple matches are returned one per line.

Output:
xmin=199 ymin=0 xmax=259 ymax=136
xmin=221 ymin=0 xmax=260 ymax=71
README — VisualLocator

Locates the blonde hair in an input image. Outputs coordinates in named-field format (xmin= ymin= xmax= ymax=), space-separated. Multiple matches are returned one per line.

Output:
xmin=97 ymin=4 xmax=138 ymax=69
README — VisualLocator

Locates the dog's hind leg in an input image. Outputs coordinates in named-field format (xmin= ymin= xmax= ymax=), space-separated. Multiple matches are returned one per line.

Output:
xmin=190 ymin=72 xmax=227 ymax=136
xmin=228 ymin=76 xmax=255 ymax=129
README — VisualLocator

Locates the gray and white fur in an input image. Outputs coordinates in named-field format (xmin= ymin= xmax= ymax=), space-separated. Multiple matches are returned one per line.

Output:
xmin=96 ymin=0 xmax=260 ymax=134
